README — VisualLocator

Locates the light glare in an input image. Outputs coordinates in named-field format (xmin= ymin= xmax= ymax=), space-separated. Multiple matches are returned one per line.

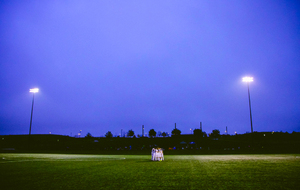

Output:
xmin=242 ymin=77 xmax=253 ymax=82
xmin=29 ymin=88 xmax=39 ymax=93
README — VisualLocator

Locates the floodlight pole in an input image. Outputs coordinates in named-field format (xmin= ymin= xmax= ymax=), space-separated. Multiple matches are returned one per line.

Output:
xmin=29 ymin=88 xmax=38 ymax=135
xmin=242 ymin=77 xmax=254 ymax=134
xmin=29 ymin=93 xmax=35 ymax=135
xmin=247 ymin=82 xmax=253 ymax=133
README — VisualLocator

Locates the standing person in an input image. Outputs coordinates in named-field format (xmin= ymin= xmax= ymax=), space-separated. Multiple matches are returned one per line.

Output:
xmin=161 ymin=149 xmax=164 ymax=161
xmin=155 ymin=148 xmax=161 ymax=161
xmin=151 ymin=148 xmax=155 ymax=161
xmin=157 ymin=148 xmax=163 ymax=161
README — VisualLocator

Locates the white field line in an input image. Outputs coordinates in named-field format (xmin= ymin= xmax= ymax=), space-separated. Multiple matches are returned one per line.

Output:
xmin=0 ymin=157 xmax=126 ymax=164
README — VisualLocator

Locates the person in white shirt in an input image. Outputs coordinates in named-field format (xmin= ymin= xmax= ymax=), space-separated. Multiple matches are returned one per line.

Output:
xmin=155 ymin=149 xmax=159 ymax=161
xmin=151 ymin=148 xmax=155 ymax=161
xmin=160 ymin=149 xmax=164 ymax=161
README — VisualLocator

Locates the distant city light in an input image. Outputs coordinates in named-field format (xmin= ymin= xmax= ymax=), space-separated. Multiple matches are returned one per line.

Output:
xmin=29 ymin=88 xmax=39 ymax=93
xmin=242 ymin=77 xmax=253 ymax=82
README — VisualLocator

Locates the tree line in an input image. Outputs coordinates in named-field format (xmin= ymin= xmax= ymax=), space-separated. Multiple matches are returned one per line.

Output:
xmin=86 ymin=128 xmax=221 ymax=139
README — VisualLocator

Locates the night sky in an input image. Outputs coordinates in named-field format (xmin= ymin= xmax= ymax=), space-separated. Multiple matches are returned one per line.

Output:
xmin=1 ymin=1 xmax=299 ymax=137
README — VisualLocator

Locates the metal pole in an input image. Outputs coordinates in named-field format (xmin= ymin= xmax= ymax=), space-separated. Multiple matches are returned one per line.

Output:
xmin=29 ymin=93 xmax=34 ymax=135
xmin=247 ymin=83 xmax=253 ymax=133
xmin=200 ymin=122 xmax=202 ymax=131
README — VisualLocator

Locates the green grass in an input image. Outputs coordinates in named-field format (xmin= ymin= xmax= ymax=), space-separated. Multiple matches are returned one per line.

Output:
xmin=1 ymin=154 xmax=299 ymax=190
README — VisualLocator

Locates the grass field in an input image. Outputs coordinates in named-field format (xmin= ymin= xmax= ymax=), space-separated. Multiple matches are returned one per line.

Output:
xmin=1 ymin=153 xmax=299 ymax=190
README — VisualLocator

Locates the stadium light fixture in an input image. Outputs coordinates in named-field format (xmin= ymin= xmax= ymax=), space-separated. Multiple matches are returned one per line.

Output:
xmin=242 ymin=77 xmax=253 ymax=82
xmin=29 ymin=88 xmax=39 ymax=93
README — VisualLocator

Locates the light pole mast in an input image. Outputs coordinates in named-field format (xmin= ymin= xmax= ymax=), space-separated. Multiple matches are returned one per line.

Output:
xmin=243 ymin=77 xmax=253 ymax=133
xmin=29 ymin=88 xmax=39 ymax=135
xmin=247 ymin=82 xmax=253 ymax=133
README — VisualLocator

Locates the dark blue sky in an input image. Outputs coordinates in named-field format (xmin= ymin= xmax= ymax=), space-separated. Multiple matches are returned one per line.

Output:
xmin=1 ymin=1 xmax=300 ymax=137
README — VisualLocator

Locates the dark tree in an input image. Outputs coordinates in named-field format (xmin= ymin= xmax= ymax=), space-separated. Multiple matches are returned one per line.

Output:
xmin=172 ymin=128 xmax=181 ymax=136
xmin=128 ymin=129 xmax=134 ymax=137
xmin=193 ymin=129 xmax=204 ymax=137
xmin=162 ymin=132 xmax=167 ymax=137
xmin=210 ymin=129 xmax=220 ymax=138
xmin=148 ymin=129 xmax=156 ymax=137
xmin=105 ymin=131 xmax=113 ymax=138
xmin=85 ymin=132 xmax=93 ymax=138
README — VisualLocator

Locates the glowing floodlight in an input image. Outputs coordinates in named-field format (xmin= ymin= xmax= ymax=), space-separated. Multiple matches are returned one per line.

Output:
xmin=30 ymin=88 xmax=39 ymax=93
xmin=242 ymin=77 xmax=253 ymax=82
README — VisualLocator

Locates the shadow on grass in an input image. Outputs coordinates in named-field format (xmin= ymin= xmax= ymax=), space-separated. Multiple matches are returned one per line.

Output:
xmin=135 ymin=159 xmax=167 ymax=163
